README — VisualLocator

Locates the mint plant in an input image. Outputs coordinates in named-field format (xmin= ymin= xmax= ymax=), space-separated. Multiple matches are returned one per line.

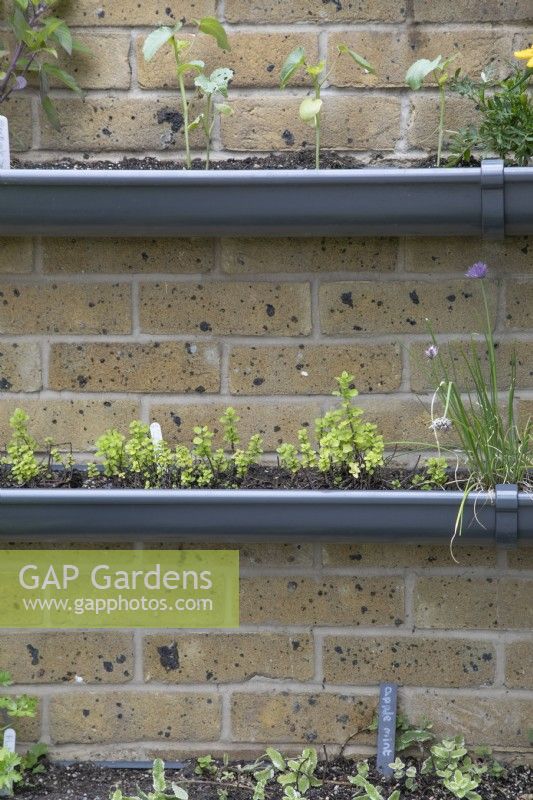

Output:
xmin=142 ymin=17 xmax=231 ymax=168
xmin=280 ymin=44 xmax=374 ymax=169
xmin=0 ymin=0 xmax=85 ymax=129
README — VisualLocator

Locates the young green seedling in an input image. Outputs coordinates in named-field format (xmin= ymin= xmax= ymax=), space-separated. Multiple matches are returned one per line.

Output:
xmin=280 ymin=44 xmax=374 ymax=169
xmin=189 ymin=67 xmax=233 ymax=169
xmin=405 ymin=54 xmax=457 ymax=166
xmin=142 ymin=17 xmax=230 ymax=168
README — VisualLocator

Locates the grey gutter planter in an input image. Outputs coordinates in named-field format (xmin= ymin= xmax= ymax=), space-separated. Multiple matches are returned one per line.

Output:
xmin=0 ymin=159 xmax=531 ymax=238
xmin=0 ymin=484 xmax=531 ymax=543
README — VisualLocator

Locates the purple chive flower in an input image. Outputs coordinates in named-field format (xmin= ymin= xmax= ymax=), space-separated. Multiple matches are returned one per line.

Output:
xmin=465 ymin=261 xmax=488 ymax=279
xmin=425 ymin=344 xmax=439 ymax=360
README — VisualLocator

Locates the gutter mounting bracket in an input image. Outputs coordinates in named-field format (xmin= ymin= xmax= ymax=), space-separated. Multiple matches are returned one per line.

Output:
xmin=481 ymin=159 xmax=505 ymax=239
xmin=495 ymin=484 xmax=518 ymax=546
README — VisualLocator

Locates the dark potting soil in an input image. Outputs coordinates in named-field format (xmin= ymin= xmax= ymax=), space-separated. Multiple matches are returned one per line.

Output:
xmin=16 ymin=756 xmax=533 ymax=800
xmin=0 ymin=463 xmax=470 ymax=491
xmin=11 ymin=151 xmax=469 ymax=171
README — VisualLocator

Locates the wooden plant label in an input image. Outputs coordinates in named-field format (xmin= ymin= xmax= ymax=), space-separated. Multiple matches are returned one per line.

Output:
xmin=376 ymin=682 xmax=397 ymax=776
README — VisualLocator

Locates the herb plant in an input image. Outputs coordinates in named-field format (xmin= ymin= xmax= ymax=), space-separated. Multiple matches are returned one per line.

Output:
xmin=111 ymin=758 xmax=188 ymax=800
xmin=448 ymin=62 xmax=533 ymax=166
xmin=425 ymin=262 xmax=532 ymax=537
xmin=0 ymin=670 xmax=47 ymax=796
xmin=93 ymin=413 xmax=263 ymax=489
xmin=277 ymin=371 xmax=384 ymax=485
xmin=405 ymin=54 xmax=457 ymax=166
xmin=0 ymin=0 xmax=85 ymax=129
xmin=280 ymin=44 xmax=374 ymax=169
xmin=142 ymin=17 xmax=231 ymax=169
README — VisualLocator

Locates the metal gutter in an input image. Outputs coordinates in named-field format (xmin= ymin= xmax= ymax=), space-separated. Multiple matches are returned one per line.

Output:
xmin=0 ymin=159 xmax=531 ymax=238
xmin=0 ymin=484 xmax=530 ymax=542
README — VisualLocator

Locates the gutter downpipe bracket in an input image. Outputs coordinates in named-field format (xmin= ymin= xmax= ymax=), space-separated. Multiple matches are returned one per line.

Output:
xmin=481 ymin=158 xmax=505 ymax=239
xmin=495 ymin=483 xmax=518 ymax=546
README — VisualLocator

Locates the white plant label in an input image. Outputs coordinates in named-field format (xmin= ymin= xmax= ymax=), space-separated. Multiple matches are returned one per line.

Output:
xmin=150 ymin=422 xmax=163 ymax=448
xmin=3 ymin=728 xmax=16 ymax=752
xmin=0 ymin=116 xmax=10 ymax=170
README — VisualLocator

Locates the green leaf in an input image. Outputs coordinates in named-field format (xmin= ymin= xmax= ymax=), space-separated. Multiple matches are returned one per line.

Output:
xmin=42 ymin=63 xmax=81 ymax=94
xmin=172 ymin=784 xmax=189 ymax=800
xmin=215 ymin=102 xmax=233 ymax=116
xmin=338 ymin=43 xmax=375 ymax=74
xmin=176 ymin=59 xmax=204 ymax=77
xmin=187 ymin=114 xmax=203 ymax=131
xmin=0 ymin=670 xmax=13 ymax=686
xmin=280 ymin=46 xmax=305 ymax=88
xmin=49 ymin=20 xmax=73 ymax=54
xmin=405 ymin=56 xmax=443 ymax=89
xmin=306 ymin=60 xmax=326 ymax=78
xmin=299 ymin=96 xmax=322 ymax=125
xmin=142 ymin=26 xmax=175 ymax=61
xmin=197 ymin=17 xmax=230 ymax=51
xmin=14 ymin=0 xmax=30 ymax=10
xmin=41 ymin=94 xmax=61 ymax=130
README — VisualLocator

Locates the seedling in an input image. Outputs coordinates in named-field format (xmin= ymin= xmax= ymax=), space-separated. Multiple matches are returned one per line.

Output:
xmin=280 ymin=44 xmax=375 ymax=169
xmin=189 ymin=67 xmax=233 ymax=169
xmin=143 ymin=17 xmax=231 ymax=168
xmin=405 ymin=54 xmax=457 ymax=166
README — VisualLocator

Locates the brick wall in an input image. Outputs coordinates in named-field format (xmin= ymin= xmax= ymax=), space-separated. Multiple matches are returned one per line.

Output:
xmin=0 ymin=0 xmax=532 ymax=759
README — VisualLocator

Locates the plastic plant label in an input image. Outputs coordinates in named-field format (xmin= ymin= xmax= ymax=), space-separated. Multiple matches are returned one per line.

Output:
xmin=376 ymin=682 xmax=397 ymax=776
xmin=0 ymin=550 xmax=239 ymax=629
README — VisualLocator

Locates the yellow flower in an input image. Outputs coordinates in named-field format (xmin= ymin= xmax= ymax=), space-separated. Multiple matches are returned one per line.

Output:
xmin=514 ymin=47 xmax=533 ymax=68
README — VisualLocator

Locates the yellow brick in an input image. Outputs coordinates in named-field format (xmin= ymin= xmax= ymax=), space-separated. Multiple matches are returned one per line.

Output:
xmin=140 ymin=542 xmax=314 ymax=567
xmin=241 ymin=576 xmax=404 ymax=625
xmin=319 ymin=280 xmax=497 ymax=335
xmin=221 ymin=238 xmax=399 ymax=274
xmin=323 ymin=636 xmax=495 ymax=687
xmin=508 ymin=545 xmax=533 ymax=570
xmin=505 ymin=280 xmax=533 ymax=328
xmin=49 ymin=342 xmax=220 ymax=394
xmin=150 ymin=400 xmax=322 ymax=450
xmin=222 ymin=96 xmax=401 ymax=152
xmin=225 ymin=0 xmax=405 ymax=23
xmin=323 ymin=543 xmax=498 ymax=569
xmin=404 ymin=237 xmax=533 ymax=274
xmin=0 ymin=239 xmax=34 ymax=273
xmin=0 ymin=400 xmax=139 ymax=452
xmin=407 ymin=693 xmax=533 ymax=748
xmin=354 ymin=395 xmax=432 ymax=446
xmin=42 ymin=238 xmax=214 ymax=274
xmin=505 ymin=641 xmax=533 ymax=689
xmin=139 ymin=282 xmax=311 ymax=336
xmin=407 ymin=95 xmax=479 ymax=152
xmin=229 ymin=344 xmax=402 ymax=395
xmin=409 ymin=340 xmax=532 ymax=392
xmin=58 ymin=0 xmax=215 ymax=26
xmin=1 ymin=96 xmax=32 ymax=152
xmin=56 ymin=33 xmax=131 ymax=89
xmin=49 ymin=691 xmax=220 ymax=744
xmin=413 ymin=0 xmax=533 ymax=22
xmin=231 ymin=692 xmax=376 ymax=743
xmin=144 ymin=633 xmax=313 ymax=683
xmin=0 ymin=633 xmax=134 ymax=684
xmin=0 ymin=282 xmax=131 ymax=334
xmin=137 ymin=32 xmax=318 ymax=89
xmin=39 ymin=96 xmax=206 ymax=152
xmin=415 ymin=577 xmax=533 ymax=630
xmin=0 ymin=342 xmax=41 ymax=391
xmin=330 ymin=29 xmax=511 ymax=88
